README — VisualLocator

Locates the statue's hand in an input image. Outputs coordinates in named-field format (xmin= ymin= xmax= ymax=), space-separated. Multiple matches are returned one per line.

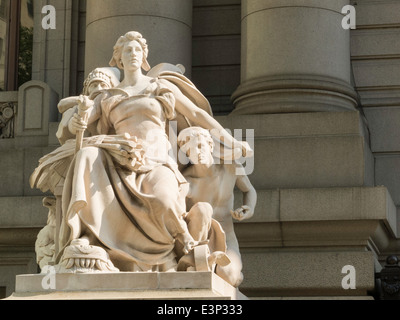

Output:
xmin=68 ymin=95 xmax=93 ymax=135
xmin=77 ymin=95 xmax=94 ymax=112
xmin=68 ymin=113 xmax=88 ymax=135
xmin=230 ymin=205 xmax=253 ymax=221
xmin=240 ymin=141 xmax=254 ymax=158
xmin=57 ymin=96 xmax=80 ymax=114
xmin=176 ymin=232 xmax=198 ymax=255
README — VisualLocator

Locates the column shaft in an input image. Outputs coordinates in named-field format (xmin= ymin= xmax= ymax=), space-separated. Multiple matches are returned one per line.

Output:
xmin=85 ymin=0 xmax=193 ymax=77
xmin=232 ymin=0 xmax=357 ymax=114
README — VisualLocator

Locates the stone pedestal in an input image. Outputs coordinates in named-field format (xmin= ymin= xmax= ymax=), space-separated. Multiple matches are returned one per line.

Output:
xmin=234 ymin=185 xmax=397 ymax=299
xmin=216 ymin=111 xmax=398 ymax=299
xmin=7 ymin=272 xmax=247 ymax=300
xmin=216 ymin=111 xmax=374 ymax=189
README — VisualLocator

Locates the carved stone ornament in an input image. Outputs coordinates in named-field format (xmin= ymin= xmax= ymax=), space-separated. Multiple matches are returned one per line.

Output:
xmin=56 ymin=239 xmax=119 ymax=273
xmin=0 ymin=103 xmax=16 ymax=139
xmin=378 ymin=255 xmax=400 ymax=300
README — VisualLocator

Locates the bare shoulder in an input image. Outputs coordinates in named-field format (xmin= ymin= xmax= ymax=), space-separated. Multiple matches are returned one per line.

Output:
xmin=156 ymin=77 xmax=180 ymax=92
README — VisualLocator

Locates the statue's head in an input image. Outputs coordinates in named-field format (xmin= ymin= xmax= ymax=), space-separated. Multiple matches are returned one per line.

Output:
xmin=82 ymin=67 xmax=121 ymax=96
xmin=178 ymin=127 xmax=215 ymax=167
xmin=109 ymin=31 xmax=151 ymax=72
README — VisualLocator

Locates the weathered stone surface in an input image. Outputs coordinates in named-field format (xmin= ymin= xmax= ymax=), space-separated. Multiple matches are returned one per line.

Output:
xmin=9 ymin=272 xmax=245 ymax=300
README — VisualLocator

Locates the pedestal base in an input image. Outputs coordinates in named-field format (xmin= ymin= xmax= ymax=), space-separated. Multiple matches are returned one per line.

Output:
xmin=7 ymin=271 xmax=247 ymax=300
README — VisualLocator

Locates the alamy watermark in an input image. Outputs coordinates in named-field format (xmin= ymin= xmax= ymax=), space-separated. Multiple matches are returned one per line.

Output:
xmin=40 ymin=263 xmax=358 ymax=291
xmin=341 ymin=265 xmax=356 ymax=290
xmin=168 ymin=122 xmax=254 ymax=175
xmin=37 ymin=3 xmax=357 ymax=174
xmin=41 ymin=265 xmax=56 ymax=290
xmin=342 ymin=5 xmax=357 ymax=30
xmin=41 ymin=5 xmax=56 ymax=30
xmin=41 ymin=5 xmax=356 ymax=31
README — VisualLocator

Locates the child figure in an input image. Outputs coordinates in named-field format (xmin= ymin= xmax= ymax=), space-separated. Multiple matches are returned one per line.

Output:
xmin=178 ymin=127 xmax=257 ymax=287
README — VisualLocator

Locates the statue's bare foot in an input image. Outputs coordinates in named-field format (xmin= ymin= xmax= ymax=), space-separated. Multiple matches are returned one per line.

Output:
xmin=58 ymin=239 xmax=119 ymax=273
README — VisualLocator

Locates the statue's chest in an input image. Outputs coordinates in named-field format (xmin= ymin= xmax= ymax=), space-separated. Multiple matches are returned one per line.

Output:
xmin=109 ymin=96 xmax=164 ymax=123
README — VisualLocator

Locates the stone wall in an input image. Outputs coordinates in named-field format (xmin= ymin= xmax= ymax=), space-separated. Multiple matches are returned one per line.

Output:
xmin=0 ymin=0 xmax=399 ymax=299
xmin=352 ymin=1 xmax=400 ymax=260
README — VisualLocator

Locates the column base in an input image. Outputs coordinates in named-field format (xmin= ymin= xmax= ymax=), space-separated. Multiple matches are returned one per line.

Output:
xmin=231 ymin=75 xmax=358 ymax=115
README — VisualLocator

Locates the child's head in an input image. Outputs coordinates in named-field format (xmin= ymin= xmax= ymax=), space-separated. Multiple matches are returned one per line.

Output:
xmin=83 ymin=67 xmax=121 ymax=96
xmin=178 ymin=127 xmax=214 ymax=166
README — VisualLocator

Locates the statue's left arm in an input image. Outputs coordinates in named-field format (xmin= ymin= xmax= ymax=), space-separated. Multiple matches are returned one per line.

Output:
xmin=231 ymin=168 xmax=257 ymax=221
xmin=164 ymin=80 xmax=253 ymax=159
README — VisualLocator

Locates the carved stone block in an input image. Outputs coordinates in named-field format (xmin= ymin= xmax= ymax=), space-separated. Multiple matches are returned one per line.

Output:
xmin=16 ymin=80 xmax=58 ymax=137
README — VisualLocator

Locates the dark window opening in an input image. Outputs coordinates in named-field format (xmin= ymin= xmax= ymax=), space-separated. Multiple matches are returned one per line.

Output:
xmin=0 ymin=286 xmax=6 ymax=299
xmin=18 ymin=0 xmax=34 ymax=88
xmin=0 ymin=0 xmax=34 ymax=91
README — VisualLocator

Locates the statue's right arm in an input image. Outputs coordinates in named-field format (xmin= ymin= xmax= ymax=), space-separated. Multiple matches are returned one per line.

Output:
xmin=56 ymin=93 xmax=103 ymax=144
xmin=67 ymin=94 xmax=102 ymax=136
xmin=56 ymin=106 xmax=78 ymax=144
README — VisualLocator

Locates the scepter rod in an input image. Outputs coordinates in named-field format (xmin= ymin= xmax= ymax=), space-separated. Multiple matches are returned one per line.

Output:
xmin=75 ymin=95 xmax=92 ymax=154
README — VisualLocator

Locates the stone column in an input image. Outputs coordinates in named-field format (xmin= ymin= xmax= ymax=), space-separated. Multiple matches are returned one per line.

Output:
xmin=232 ymin=0 xmax=358 ymax=114
xmin=85 ymin=0 xmax=193 ymax=77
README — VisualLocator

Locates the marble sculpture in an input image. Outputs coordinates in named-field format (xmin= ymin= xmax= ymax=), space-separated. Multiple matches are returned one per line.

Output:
xmin=31 ymin=31 xmax=256 ymax=288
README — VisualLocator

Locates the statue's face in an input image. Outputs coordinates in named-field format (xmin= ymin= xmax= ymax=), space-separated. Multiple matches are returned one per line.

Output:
xmin=87 ymin=81 xmax=110 ymax=94
xmin=185 ymin=135 xmax=214 ymax=167
xmin=121 ymin=40 xmax=144 ymax=71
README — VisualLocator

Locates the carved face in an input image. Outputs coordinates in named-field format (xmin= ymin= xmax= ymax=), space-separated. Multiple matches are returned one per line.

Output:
xmin=121 ymin=40 xmax=144 ymax=71
xmin=185 ymin=134 xmax=214 ymax=167
xmin=87 ymin=81 xmax=110 ymax=95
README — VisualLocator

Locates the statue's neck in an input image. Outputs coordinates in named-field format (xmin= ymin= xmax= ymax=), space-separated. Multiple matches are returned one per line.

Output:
xmin=191 ymin=162 xmax=220 ymax=177
xmin=121 ymin=68 xmax=143 ymax=87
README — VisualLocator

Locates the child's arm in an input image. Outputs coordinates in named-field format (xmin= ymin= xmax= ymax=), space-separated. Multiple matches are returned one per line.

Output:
xmin=231 ymin=166 xmax=257 ymax=221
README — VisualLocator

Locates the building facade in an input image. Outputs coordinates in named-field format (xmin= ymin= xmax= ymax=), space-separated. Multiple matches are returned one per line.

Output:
xmin=0 ymin=0 xmax=399 ymax=299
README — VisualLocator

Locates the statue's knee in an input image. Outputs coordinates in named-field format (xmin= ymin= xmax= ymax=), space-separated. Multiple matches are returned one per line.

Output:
xmin=216 ymin=265 xmax=244 ymax=288
xmin=188 ymin=202 xmax=213 ymax=222
xmin=234 ymin=272 xmax=244 ymax=287
xmin=194 ymin=202 xmax=213 ymax=217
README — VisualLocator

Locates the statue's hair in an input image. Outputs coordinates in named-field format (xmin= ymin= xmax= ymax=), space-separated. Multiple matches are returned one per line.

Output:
xmin=177 ymin=127 xmax=214 ymax=154
xmin=109 ymin=31 xmax=151 ymax=71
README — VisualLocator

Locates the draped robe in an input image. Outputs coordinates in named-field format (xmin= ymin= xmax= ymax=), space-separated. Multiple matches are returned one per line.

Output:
xmin=31 ymin=74 xmax=226 ymax=271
